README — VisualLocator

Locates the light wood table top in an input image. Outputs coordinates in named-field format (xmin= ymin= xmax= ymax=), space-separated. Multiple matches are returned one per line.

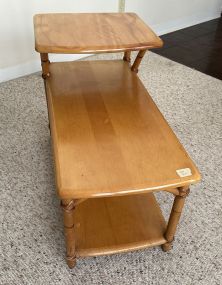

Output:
xmin=46 ymin=60 xmax=200 ymax=199
xmin=34 ymin=13 xmax=163 ymax=53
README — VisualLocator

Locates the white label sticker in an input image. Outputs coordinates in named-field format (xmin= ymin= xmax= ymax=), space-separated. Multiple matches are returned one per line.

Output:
xmin=176 ymin=168 xmax=192 ymax=177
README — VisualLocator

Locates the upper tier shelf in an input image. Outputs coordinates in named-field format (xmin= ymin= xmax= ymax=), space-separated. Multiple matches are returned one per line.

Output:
xmin=34 ymin=13 xmax=163 ymax=54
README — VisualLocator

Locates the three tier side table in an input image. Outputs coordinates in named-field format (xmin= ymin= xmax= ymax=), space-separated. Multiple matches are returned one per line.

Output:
xmin=34 ymin=13 xmax=201 ymax=268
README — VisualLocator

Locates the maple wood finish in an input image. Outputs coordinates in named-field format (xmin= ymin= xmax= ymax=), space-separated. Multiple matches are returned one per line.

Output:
xmin=74 ymin=193 xmax=166 ymax=257
xmin=162 ymin=186 xmax=190 ymax=251
xmin=61 ymin=199 xmax=76 ymax=268
xmin=40 ymin=53 xmax=50 ymax=79
xmin=131 ymin=49 xmax=147 ymax=72
xmin=33 ymin=13 xmax=200 ymax=268
xmin=123 ymin=51 xmax=131 ymax=62
xmin=45 ymin=60 xmax=200 ymax=200
xmin=34 ymin=13 xmax=163 ymax=54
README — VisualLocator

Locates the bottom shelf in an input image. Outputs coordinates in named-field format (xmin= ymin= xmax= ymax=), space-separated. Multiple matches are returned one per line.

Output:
xmin=74 ymin=193 xmax=167 ymax=257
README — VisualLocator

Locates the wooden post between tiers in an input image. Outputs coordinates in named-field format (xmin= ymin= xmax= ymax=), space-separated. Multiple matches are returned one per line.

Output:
xmin=123 ymin=51 xmax=131 ymax=63
xmin=61 ymin=199 xmax=77 ymax=268
xmin=40 ymin=53 xmax=50 ymax=79
xmin=131 ymin=50 xmax=147 ymax=73
xmin=162 ymin=186 xmax=190 ymax=251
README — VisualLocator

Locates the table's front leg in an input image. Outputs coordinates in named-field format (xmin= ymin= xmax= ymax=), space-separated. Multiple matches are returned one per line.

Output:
xmin=131 ymin=49 xmax=147 ymax=73
xmin=162 ymin=186 xmax=190 ymax=251
xmin=61 ymin=199 xmax=77 ymax=268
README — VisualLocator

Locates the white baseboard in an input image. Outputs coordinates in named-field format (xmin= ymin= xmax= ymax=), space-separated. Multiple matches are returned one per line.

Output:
xmin=0 ymin=11 xmax=221 ymax=83
xmin=152 ymin=11 xmax=221 ymax=36
xmin=0 ymin=54 xmax=90 ymax=83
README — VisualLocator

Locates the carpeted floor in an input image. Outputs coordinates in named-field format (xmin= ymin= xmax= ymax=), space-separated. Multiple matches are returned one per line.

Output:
xmin=0 ymin=52 xmax=222 ymax=285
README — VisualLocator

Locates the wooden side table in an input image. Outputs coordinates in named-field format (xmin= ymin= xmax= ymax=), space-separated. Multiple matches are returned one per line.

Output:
xmin=33 ymin=13 xmax=201 ymax=268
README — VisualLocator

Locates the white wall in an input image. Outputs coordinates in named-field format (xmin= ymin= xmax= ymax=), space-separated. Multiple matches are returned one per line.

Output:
xmin=0 ymin=0 xmax=118 ymax=82
xmin=0 ymin=0 xmax=222 ymax=82
xmin=125 ymin=0 xmax=222 ymax=35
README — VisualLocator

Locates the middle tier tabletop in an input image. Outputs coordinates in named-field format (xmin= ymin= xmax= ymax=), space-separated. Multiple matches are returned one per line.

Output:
xmin=45 ymin=60 xmax=200 ymax=199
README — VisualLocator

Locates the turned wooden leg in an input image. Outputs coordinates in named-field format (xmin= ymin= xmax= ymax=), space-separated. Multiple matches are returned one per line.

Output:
xmin=131 ymin=49 xmax=147 ymax=73
xmin=40 ymin=53 xmax=50 ymax=79
xmin=61 ymin=199 xmax=76 ymax=268
xmin=123 ymin=51 xmax=131 ymax=63
xmin=40 ymin=53 xmax=51 ymax=129
xmin=162 ymin=186 xmax=190 ymax=251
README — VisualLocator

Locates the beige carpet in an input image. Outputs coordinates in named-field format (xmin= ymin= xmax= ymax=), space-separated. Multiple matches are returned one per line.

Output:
xmin=0 ymin=52 xmax=222 ymax=285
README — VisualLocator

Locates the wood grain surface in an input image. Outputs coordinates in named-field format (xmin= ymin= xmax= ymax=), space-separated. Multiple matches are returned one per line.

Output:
xmin=74 ymin=193 xmax=166 ymax=257
xmin=34 ymin=13 xmax=163 ymax=53
xmin=45 ymin=60 xmax=200 ymax=199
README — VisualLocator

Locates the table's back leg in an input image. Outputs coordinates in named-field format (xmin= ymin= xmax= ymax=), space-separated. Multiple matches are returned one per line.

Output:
xmin=131 ymin=49 xmax=147 ymax=73
xmin=40 ymin=53 xmax=50 ymax=79
xmin=162 ymin=186 xmax=190 ymax=251
xmin=61 ymin=199 xmax=76 ymax=268
xmin=40 ymin=53 xmax=51 ymax=130
xmin=123 ymin=51 xmax=131 ymax=63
